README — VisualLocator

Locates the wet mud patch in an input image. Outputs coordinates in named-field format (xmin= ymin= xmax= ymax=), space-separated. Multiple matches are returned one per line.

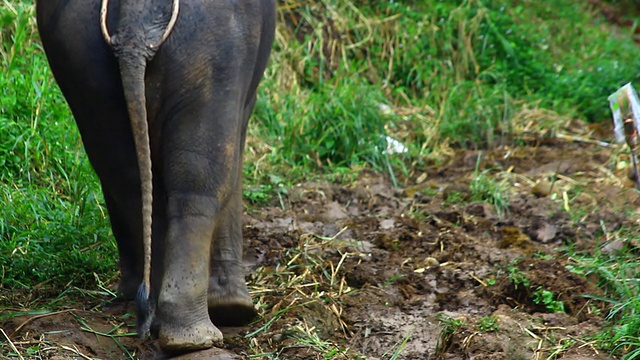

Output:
xmin=2 ymin=134 xmax=638 ymax=359
xmin=482 ymin=258 xmax=602 ymax=319
xmin=236 ymin=136 xmax=632 ymax=359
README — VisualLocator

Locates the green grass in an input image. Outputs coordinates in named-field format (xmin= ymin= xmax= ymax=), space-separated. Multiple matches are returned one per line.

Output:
xmin=477 ymin=316 xmax=499 ymax=332
xmin=567 ymin=239 xmax=640 ymax=358
xmin=245 ymin=0 xmax=640 ymax=193
xmin=469 ymin=155 xmax=511 ymax=217
xmin=531 ymin=287 xmax=566 ymax=313
xmin=435 ymin=314 xmax=466 ymax=355
xmin=258 ymin=76 xmax=391 ymax=169
xmin=506 ymin=259 xmax=530 ymax=289
xmin=0 ymin=1 xmax=115 ymax=290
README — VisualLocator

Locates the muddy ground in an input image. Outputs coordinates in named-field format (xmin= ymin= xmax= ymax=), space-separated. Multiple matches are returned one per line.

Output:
xmin=2 ymin=120 xmax=640 ymax=359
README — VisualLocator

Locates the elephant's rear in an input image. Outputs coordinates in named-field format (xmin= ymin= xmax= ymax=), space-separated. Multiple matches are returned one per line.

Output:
xmin=149 ymin=0 xmax=276 ymax=113
xmin=37 ymin=0 xmax=276 ymax=353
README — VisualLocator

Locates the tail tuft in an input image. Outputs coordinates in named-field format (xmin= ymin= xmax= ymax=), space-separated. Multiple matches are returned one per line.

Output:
xmin=135 ymin=282 xmax=155 ymax=339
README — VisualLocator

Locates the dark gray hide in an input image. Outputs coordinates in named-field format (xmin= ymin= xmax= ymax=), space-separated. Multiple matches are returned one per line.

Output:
xmin=36 ymin=0 xmax=275 ymax=353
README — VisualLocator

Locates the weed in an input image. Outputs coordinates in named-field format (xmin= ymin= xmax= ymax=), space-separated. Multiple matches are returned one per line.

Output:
xmin=532 ymin=251 xmax=554 ymax=260
xmin=381 ymin=333 xmax=412 ymax=360
xmin=383 ymin=274 xmax=406 ymax=286
xmin=532 ymin=287 xmax=566 ymax=313
xmin=477 ymin=316 xmax=499 ymax=332
xmin=244 ymin=184 xmax=274 ymax=205
xmin=437 ymin=314 xmax=466 ymax=335
xmin=443 ymin=190 xmax=467 ymax=206
xmin=569 ymin=248 xmax=640 ymax=357
xmin=435 ymin=314 xmax=466 ymax=355
xmin=506 ymin=261 xmax=530 ymax=290
xmin=285 ymin=325 xmax=352 ymax=359
xmin=470 ymin=155 xmax=510 ymax=217
xmin=420 ymin=187 xmax=439 ymax=197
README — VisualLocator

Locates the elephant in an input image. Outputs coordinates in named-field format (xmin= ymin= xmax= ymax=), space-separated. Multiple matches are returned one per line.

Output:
xmin=36 ymin=0 xmax=275 ymax=353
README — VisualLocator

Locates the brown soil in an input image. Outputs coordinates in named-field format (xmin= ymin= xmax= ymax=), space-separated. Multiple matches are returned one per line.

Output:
xmin=2 ymin=125 xmax=639 ymax=359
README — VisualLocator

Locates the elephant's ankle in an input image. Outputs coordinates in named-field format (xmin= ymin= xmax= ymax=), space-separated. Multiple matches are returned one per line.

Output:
xmin=208 ymin=275 xmax=256 ymax=326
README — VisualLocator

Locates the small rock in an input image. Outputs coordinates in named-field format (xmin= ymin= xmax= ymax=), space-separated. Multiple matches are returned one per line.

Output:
xmin=379 ymin=218 xmax=395 ymax=230
xmin=601 ymin=239 xmax=626 ymax=254
xmin=423 ymin=257 xmax=439 ymax=267
xmin=416 ymin=172 xmax=428 ymax=184
xmin=532 ymin=223 xmax=558 ymax=243
xmin=314 ymin=201 xmax=348 ymax=223
xmin=166 ymin=347 xmax=242 ymax=360
xmin=531 ymin=180 xmax=554 ymax=197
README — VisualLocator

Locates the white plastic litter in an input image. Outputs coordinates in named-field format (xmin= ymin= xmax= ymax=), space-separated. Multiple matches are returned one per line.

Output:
xmin=378 ymin=103 xmax=394 ymax=116
xmin=608 ymin=82 xmax=640 ymax=143
xmin=609 ymin=82 xmax=640 ymax=191
xmin=383 ymin=136 xmax=408 ymax=155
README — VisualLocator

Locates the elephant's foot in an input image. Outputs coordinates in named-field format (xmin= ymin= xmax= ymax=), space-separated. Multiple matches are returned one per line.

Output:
xmin=158 ymin=318 xmax=223 ymax=354
xmin=208 ymin=276 xmax=257 ymax=326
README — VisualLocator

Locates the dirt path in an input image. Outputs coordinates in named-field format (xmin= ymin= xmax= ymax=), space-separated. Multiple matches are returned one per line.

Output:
xmin=2 ymin=123 xmax=637 ymax=359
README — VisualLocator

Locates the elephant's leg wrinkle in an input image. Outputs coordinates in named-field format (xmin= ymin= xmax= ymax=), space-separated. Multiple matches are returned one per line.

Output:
xmin=157 ymin=196 xmax=222 ymax=352
xmin=207 ymin=106 xmax=255 ymax=326
xmin=208 ymin=185 xmax=255 ymax=326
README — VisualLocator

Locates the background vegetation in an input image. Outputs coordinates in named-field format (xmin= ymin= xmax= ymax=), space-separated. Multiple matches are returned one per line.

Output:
xmin=3 ymin=0 xmax=640 ymax=357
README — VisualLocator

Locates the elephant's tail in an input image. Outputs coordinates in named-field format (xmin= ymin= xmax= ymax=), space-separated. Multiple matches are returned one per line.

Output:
xmin=118 ymin=53 xmax=156 ymax=339
xmin=100 ymin=0 xmax=180 ymax=339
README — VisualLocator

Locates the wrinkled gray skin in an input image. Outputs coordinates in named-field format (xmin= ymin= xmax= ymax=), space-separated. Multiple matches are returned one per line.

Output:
xmin=36 ymin=0 xmax=275 ymax=353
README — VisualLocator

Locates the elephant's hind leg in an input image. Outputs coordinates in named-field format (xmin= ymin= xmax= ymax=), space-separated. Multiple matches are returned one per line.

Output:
xmin=158 ymin=191 xmax=223 ymax=352
xmin=156 ymin=113 xmax=241 ymax=351
xmin=208 ymin=180 xmax=256 ymax=326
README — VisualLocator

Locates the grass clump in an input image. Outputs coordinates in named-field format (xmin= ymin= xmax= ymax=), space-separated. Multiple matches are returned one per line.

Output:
xmin=246 ymin=234 xmax=362 ymax=359
xmin=531 ymin=287 xmax=566 ymax=313
xmin=477 ymin=316 xmax=499 ymax=332
xmin=568 ymin=243 xmax=640 ymax=358
xmin=506 ymin=260 xmax=530 ymax=289
xmin=255 ymin=76 xmax=391 ymax=170
xmin=246 ymin=0 xmax=640 ymax=192
xmin=470 ymin=167 xmax=510 ymax=217
xmin=435 ymin=314 xmax=466 ymax=355
xmin=0 ymin=2 xmax=115 ymax=290
xmin=474 ymin=1 xmax=640 ymax=121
